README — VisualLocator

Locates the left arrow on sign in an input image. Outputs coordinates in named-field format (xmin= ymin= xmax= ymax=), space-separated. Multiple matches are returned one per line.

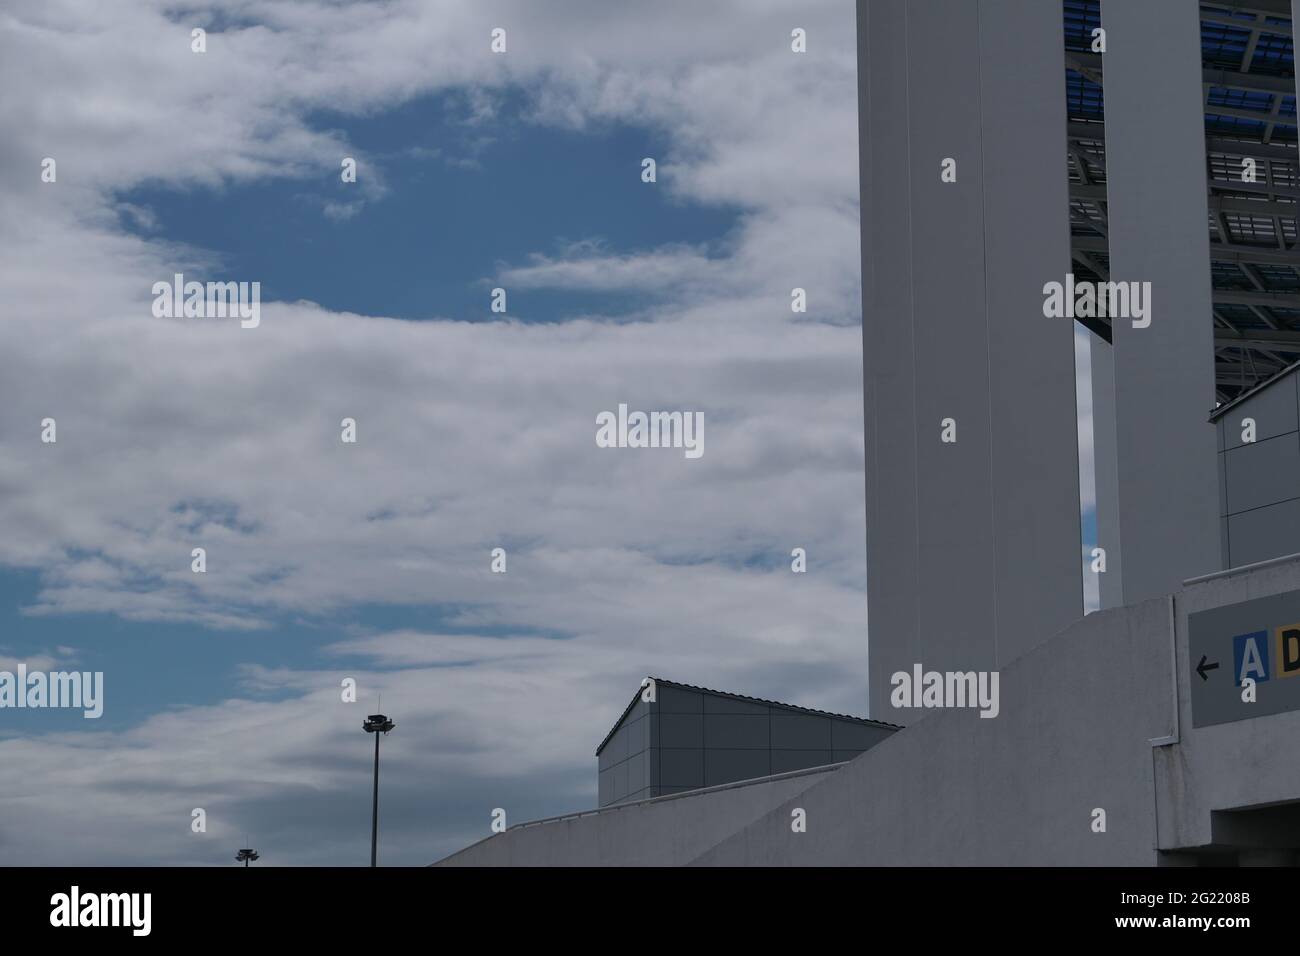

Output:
xmin=1197 ymin=654 xmax=1220 ymax=682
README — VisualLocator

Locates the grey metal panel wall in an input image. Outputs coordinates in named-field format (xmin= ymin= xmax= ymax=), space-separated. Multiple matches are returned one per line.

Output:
xmin=1221 ymin=377 xmax=1298 ymax=451
xmin=1216 ymin=374 xmax=1300 ymax=569
xmin=597 ymin=697 xmax=654 ymax=807
xmin=1228 ymin=500 xmax=1300 ymax=567
xmin=1224 ymin=435 xmax=1300 ymax=514
xmin=1101 ymin=0 xmax=1222 ymax=600
xmin=604 ymin=683 xmax=895 ymax=802
xmin=861 ymin=0 xmax=1082 ymax=719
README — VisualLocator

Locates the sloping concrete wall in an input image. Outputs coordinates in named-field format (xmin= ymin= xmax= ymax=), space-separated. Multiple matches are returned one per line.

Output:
xmin=435 ymin=558 xmax=1300 ymax=866
xmin=435 ymin=764 xmax=838 ymax=867
xmin=693 ymin=596 xmax=1174 ymax=865
xmin=436 ymin=595 xmax=1177 ymax=866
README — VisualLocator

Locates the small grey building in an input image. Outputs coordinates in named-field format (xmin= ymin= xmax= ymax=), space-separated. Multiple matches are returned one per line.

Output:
xmin=596 ymin=678 xmax=898 ymax=807
xmin=1212 ymin=360 xmax=1300 ymax=570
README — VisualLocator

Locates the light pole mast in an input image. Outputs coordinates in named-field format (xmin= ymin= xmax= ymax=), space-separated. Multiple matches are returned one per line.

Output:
xmin=363 ymin=712 xmax=395 ymax=867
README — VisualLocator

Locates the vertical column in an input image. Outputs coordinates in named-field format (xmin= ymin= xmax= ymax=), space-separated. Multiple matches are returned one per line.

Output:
xmin=979 ymin=0 xmax=1085 ymax=654
xmin=1089 ymin=332 xmax=1124 ymax=609
xmin=862 ymin=0 xmax=921 ymax=718
xmin=861 ymin=0 xmax=1082 ymax=721
xmin=1101 ymin=0 xmax=1221 ymax=601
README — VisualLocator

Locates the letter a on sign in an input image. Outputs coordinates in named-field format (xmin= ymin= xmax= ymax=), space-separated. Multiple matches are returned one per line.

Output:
xmin=1234 ymin=631 xmax=1270 ymax=685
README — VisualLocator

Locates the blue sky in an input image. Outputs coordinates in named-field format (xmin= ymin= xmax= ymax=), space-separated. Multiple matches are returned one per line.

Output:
xmin=118 ymin=91 xmax=739 ymax=323
xmin=0 ymin=89 xmax=744 ymax=737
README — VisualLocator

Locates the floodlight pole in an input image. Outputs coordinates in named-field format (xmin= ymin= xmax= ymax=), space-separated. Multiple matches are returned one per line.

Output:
xmin=363 ymin=713 xmax=395 ymax=867
xmin=370 ymin=726 xmax=381 ymax=866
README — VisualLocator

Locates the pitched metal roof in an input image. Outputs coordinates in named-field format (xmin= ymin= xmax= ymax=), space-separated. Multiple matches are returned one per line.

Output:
xmin=595 ymin=677 xmax=901 ymax=756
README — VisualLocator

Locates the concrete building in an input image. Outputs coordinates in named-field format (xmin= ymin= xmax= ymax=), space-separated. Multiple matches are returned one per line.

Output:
xmin=597 ymin=679 xmax=897 ymax=807
xmin=435 ymin=0 xmax=1300 ymax=866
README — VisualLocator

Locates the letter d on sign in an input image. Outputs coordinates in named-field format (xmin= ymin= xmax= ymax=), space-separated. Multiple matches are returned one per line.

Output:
xmin=1275 ymin=625 xmax=1300 ymax=679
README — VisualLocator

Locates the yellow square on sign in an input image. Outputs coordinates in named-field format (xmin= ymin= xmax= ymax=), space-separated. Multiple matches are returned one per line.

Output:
xmin=1274 ymin=625 xmax=1300 ymax=680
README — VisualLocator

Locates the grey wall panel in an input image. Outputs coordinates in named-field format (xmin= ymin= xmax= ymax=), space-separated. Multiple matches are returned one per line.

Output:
xmin=656 ymin=685 xmax=703 ymax=713
xmin=830 ymin=719 xmax=893 ymax=751
xmin=1222 ymin=377 xmax=1298 ymax=450
xmin=1218 ymin=449 xmax=1228 ymax=516
xmin=976 ymin=0 xmax=1083 ymax=652
xmin=770 ymin=714 xmax=833 ymax=751
xmin=1102 ymin=0 xmax=1222 ymax=598
xmin=624 ymin=714 xmax=649 ymax=756
xmin=704 ymin=714 xmax=769 ymax=749
xmin=658 ymin=713 xmax=703 ymax=749
xmin=705 ymin=750 xmax=771 ymax=787
xmin=600 ymin=686 xmax=895 ymax=805
xmin=659 ymin=749 xmax=704 ymax=789
xmin=1228 ymin=499 xmax=1300 ymax=567
xmin=627 ymin=752 xmax=647 ymax=794
xmin=863 ymin=0 xmax=922 ymax=720
xmin=612 ymin=761 xmax=627 ymax=802
xmin=862 ymin=0 xmax=1083 ymax=719
xmin=906 ymin=0 xmax=997 ymax=679
xmin=1221 ymin=514 xmax=1230 ymax=571
xmin=702 ymin=694 xmax=767 ymax=716
xmin=1224 ymin=434 xmax=1300 ymax=515
xmin=598 ymin=768 xmax=612 ymax=806
xmin=600 ymin=725 xmax=626 ymax=769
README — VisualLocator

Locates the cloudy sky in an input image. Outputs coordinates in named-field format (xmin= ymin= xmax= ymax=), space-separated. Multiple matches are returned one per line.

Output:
xmin=0 ymin=0 xmax=902 ymax=865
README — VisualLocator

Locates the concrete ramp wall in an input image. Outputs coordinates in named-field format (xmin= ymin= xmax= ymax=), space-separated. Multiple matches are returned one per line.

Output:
xmin=693 ymin=596 xmax=1174 ymax=865
xmin=434 ymin=556 xmax=1300 ymax=866
xmin=435 ymin=764 xmax=839 ymax=867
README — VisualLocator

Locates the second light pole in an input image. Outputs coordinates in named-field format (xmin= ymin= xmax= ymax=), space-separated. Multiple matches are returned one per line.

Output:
xmin=362 ymin=712 xmax=395 ymax=867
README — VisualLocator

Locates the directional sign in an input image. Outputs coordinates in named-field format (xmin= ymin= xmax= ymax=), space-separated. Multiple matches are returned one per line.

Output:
xmin=1189 ymin=590 xmax=1300 ymax=728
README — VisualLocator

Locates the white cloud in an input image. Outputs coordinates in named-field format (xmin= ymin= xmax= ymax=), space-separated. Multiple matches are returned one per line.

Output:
xmin=0 ymin=0 xmax=866 ymax=864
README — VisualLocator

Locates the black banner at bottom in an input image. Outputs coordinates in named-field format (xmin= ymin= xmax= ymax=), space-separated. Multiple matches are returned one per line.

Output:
xmin=0 ymin=866 xmax=1286 ymax=941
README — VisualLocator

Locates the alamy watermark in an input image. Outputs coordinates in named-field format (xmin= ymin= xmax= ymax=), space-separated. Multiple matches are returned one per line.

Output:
xmin=1042 ymin=273 xmax=1151 ymax=328
xmin=596 ymin=403 xmax=704 ymax=459
xmin=50 ymin=886 xmax=150 ymax=936
xmin=0 ymin=664 xmax=103 ymax=718
xmin=890 ymin=663 xmax=999 ymax=719
xmin=152 ymin=272 xmax=260 ymax=328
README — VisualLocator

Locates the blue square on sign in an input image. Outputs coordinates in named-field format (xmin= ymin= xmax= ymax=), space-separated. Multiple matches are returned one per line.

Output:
xmin=1233 ymin=630 xmax=1270 ymax=684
